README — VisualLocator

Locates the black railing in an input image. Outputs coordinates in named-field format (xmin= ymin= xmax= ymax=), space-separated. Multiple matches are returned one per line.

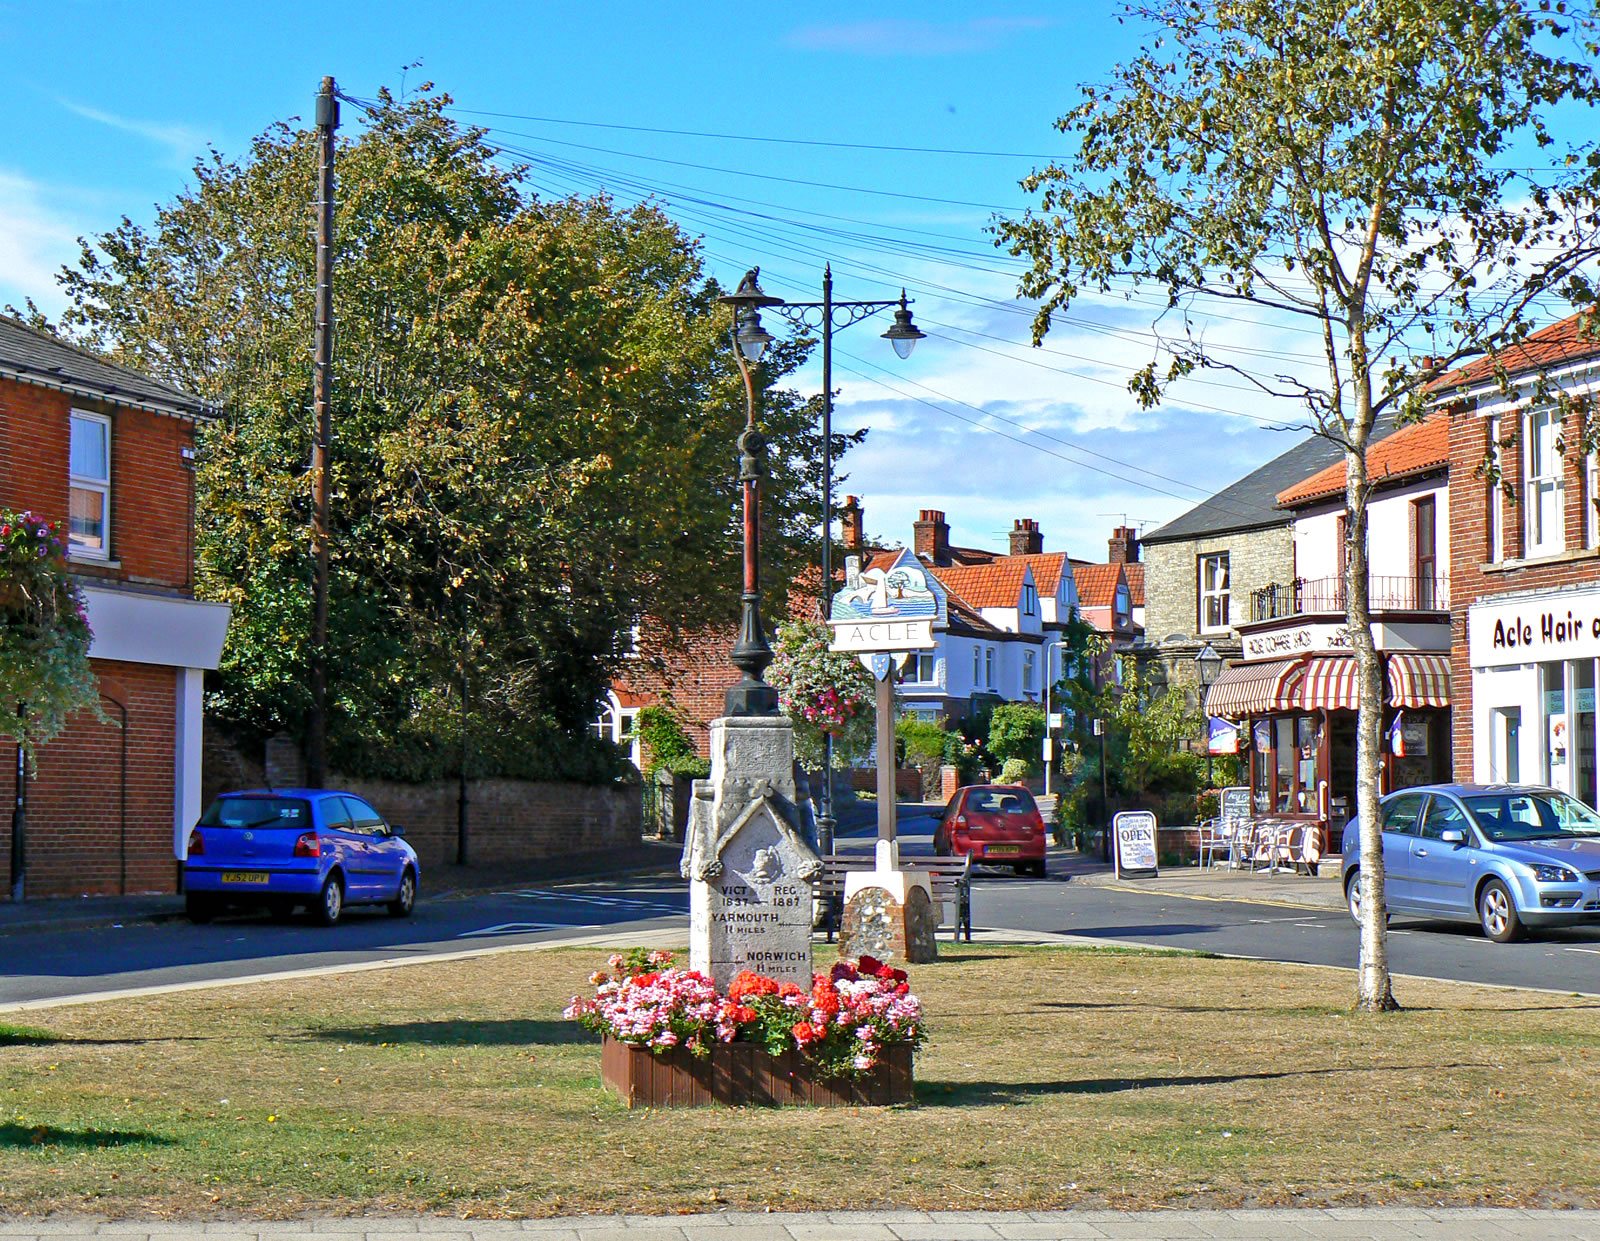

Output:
xmin=1250 ymin=574 xmax=1450 ymax=623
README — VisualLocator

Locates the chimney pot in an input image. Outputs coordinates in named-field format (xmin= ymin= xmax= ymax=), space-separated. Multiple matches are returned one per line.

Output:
xmin=840 ymin=496 xmax=865 ymax=551
xmin=1009 ymin=517 xmax=1043 ymax=557
xmin=913 ymin=509 xmax=952 ymax=566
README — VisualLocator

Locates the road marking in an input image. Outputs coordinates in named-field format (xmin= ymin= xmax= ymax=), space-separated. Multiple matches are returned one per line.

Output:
xmin=1564 ymin=946 xmax=1600 ymax=955
xmin=503 ymin=890 xmax=684 ymax=915
xmin=457 ymin=922 xmax=568 ymax=938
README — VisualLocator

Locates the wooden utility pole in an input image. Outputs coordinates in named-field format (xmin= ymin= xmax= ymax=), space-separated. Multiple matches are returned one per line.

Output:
xmin=305 ymin=75 xmax=338 ymax=789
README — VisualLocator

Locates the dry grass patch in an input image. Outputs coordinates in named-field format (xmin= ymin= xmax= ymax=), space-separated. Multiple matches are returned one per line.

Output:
xmin=1 ymin=944 xmax=1596 ymax=1218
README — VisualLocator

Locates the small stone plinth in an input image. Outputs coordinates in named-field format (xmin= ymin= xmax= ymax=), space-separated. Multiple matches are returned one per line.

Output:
xmin=839 ymin=883 xmax=938 ymax=965
xmin=599 ymin=1035 xmax=913 ymax=1108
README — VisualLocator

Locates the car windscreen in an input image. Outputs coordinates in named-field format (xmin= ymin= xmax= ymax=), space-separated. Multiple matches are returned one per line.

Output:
xmin=198 ymin=796 xmax=312 ymax=830
xmin=968 ymin=790 xmax=1038 ymax=816
xmin=1463 ymin=791 xmax=1600 ymax=842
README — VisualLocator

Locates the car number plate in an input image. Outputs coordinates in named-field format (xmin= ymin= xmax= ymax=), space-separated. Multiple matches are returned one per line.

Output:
xmin=220 ymin=871 xmax=270 ymax=885
xmin=986 ymin=845 xmax=1019 ymax=856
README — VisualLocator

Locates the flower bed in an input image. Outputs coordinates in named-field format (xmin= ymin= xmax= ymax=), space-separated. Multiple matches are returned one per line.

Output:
xmin=566 ymin=949 xmax=924 ymax=1107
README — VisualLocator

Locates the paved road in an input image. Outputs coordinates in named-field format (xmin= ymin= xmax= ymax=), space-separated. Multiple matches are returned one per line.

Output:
xmin=1 ymin=1209 xmax=1594 ymax=1240
xmin=6 ymin=804 xmax=1600 ymax=1006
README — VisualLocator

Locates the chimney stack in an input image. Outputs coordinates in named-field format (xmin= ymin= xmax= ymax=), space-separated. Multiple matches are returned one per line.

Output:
xmin=840 ymin=495 xmax=864 ymax=551
xmin=913 ymin=509 xmax=951 ymax=566
xmin=1010 ymin=518 xmax=1043 ymax=557
xmin=1108 ymin=525 xmax=1139 ymax=564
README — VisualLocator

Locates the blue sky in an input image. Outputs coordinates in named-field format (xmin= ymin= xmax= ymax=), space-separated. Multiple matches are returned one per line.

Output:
xmin=0 ymin=3 xmax=1429 ymax=560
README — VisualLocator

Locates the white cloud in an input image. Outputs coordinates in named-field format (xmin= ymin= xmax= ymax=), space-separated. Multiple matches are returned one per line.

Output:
xmin=57 ymin=98 xmax=212 ymax=171
xmin=0 ymin=170 xmax=83 ymax=317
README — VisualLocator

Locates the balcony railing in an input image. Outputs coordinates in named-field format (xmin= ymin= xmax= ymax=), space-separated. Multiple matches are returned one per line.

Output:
xmin=1249 ymin=574 xmax=1450 ymax=623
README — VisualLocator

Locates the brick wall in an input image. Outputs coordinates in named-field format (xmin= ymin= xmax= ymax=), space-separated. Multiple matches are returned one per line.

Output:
xmin=0 ymin=660 xmax=179 ymax=899
xmin=0 ymin=379 xmax=196 ymax=591
xmin=328 ymin=776 xmax=643 ymax=871
xmin=616 ymin=620 xmax=742 ymax=758
xmin=1447 ymin=402 xmax=1600 ymax=782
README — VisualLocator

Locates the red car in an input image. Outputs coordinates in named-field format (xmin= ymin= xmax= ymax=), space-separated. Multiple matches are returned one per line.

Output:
xmin=933 ymin=784 xmax=1048 ymax=877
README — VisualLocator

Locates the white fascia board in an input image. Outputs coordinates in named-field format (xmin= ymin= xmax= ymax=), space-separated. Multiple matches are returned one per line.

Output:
xmin=82 ymin=586 xmax=232 ymax=670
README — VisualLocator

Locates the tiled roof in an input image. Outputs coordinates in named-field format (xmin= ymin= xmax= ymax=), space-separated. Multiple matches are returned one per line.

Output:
xmin=1275 ymin=415 xmax=1449 ymax=507
xmin=1123 ymin=562 xmax=1145 ymax=607
xmin=1428 ymin=309 xmax=1600 ymax=392
xmin=1072 ymin=562 xmax=1125 ymax=610
xmin=1142 ymin=416 xmax=1399 ymax=544
xmin=928 ymin=561 xmax=1030 ymax=610
xmin=1012 ymin=552 xmax=1068 ymax=594
xmin=0 ymin=316 xmax=210 ymax=419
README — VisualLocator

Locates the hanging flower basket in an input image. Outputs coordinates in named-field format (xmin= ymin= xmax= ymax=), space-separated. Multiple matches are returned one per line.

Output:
xmin=567 ymin=949 xmax=923 ymax=1108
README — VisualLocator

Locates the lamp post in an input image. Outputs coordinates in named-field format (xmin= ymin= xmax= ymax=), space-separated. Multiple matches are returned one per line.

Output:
xmin=717 ymin=270 xmax=784 ymax=717
xmin=1195 ymin=642 xmax=1223 ymax=787
xmin=1043 ymin=641 xmax=1064 ymax=797
xmin=770 ymin=265 xmax=923 ymax=854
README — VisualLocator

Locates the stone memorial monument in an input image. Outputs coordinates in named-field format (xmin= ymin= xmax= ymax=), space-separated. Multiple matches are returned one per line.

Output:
xmin=681 ymin=715 xmax=821 ymax=990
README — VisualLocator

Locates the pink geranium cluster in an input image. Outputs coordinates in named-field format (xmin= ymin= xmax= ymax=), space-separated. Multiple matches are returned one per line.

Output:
xmin=565 ymin=952 xmax=925 ymax=1078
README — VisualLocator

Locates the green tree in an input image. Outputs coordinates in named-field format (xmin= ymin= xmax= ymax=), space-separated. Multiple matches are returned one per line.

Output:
xmin=0 ymin=511 xmax=102 ymax=759
xmin=53 ymin=86 xmax=846 ymax=779
xmin=1000 ymin=0 xmax=1600 ymax=1011
xmin=985 ymin=702 xmax=1047 ymax=769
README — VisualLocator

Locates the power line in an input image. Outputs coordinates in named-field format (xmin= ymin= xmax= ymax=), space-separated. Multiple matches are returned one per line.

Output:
xmin=447 ymin=106 xmax=1062 ymax=161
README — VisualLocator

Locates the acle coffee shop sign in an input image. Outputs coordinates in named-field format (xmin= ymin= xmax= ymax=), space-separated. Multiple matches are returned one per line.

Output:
xmin=1469 ymin=592 xmax=1600 ymax=669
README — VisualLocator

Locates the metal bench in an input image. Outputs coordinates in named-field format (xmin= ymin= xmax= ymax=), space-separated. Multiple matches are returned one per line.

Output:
xmin=814 ymin=853 xmax=972 ymax=943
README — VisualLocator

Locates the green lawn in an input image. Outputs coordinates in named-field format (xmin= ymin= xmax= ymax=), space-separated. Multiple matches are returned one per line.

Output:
xmin=1 ymin=943 xmax=1596 ymax=1217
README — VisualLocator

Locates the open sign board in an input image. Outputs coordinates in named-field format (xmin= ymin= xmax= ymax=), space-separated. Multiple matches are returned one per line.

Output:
xmin=1112 ymin=810 xmax=1159 ymax=879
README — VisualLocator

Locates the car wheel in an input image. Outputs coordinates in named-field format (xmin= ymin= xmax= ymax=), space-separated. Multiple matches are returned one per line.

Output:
xmin=1031 ymin=859 xmax=1047 ymax=879
xmin=388 ymin=867 xmax=417 ymax=918
xmin=312 ymin=874 xmax=344 ymax=927
xmin=1477 ymin=878 xmax=1522 ymax=943
xmin=1345 ymin=872 xmax=1389 ymax=927
xmin=933 ymin=834 xmax=950 ymax=856
xmin=185 ymin=893 xmax=218 ymax=924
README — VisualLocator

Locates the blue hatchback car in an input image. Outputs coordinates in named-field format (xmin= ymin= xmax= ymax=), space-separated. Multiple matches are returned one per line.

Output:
xmin=1341 ymin=783 xmax=1600 ymax=941
xmin=183 ymin=789 xmax=420 ymax=926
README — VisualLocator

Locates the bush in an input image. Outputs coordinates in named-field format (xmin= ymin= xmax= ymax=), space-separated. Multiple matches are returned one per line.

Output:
xmin=998 ymin=757 xmax=1031 ymax=785
xmin=985 ymin=702 xmax=1046 ymax=767
xmin=633 ymin=704 xmax=699 ymax=776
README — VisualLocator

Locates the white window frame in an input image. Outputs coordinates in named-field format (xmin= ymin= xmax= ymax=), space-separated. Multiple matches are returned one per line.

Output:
xmin=985 ymin=646 xmax=996 ymax=688
xmin=68 ymin=409 xmax=112 ymax=560
xmin=1487 ymin=415 xmax=1504 ymax=563
xmin=1023 ymin=649 xmax=1036 ymax=693
xmin=1525 ymin=405 xmax=1566 ymax=557
xmin=1587 ymin=449 xmax=1600 ymax=550
xmin=973 ymin=646 xmax=981 ymax=686
xmin=1021 ymin=583 xmax=1038 ymax=615
xmin=910 ymin=653 xmax=938 ymax=684
xmin=1198 ymin=552 xmax=1230 ymax=634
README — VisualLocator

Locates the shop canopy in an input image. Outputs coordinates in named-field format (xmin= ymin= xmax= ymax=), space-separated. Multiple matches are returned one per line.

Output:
xmin=1204 ymin=658 xmax=1306 ymax=720
xmin=1387 ymin=651 xmax=1451 ymax=708
xmin=1207 ymin=651 xmax=1452 ymax=719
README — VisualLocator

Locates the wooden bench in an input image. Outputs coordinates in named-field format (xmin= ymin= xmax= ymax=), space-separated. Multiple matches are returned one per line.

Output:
xmin=813 ymin=853 xmax=972 ymax=944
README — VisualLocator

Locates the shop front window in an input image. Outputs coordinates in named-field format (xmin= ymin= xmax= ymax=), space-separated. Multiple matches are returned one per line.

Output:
xmin=1543 ymin=662 xmax=1569 ymax=791
xmin=1577 ymin=660 xmax=1597 ymax=810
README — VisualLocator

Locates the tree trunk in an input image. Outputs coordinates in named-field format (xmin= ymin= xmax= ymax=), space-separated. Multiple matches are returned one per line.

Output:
xmin=1346 ymin=363 xmax=1399 ymax=1013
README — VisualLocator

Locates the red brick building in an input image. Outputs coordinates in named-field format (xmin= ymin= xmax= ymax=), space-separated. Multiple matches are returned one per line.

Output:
xmin=0 ymin=318 xmax=230 ymax=899
xmin=1444 ymin=310 xmax=1600 ymax=804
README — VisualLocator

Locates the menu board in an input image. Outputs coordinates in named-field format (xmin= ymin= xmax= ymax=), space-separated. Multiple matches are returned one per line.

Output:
xmin=1219 ymin=786 xmax=1252 ymax=836
xmin=1113 ymin=810 xmax=1159 ymax=879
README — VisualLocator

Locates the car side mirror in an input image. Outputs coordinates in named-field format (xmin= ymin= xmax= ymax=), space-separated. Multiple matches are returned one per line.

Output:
xmin=388 ymin=824 xmax=406 ymax=838
xmin=1440 ymin=828 xmax=1465 ymax=845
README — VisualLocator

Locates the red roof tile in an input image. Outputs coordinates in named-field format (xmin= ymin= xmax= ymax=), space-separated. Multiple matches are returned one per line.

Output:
xmin=929 ymin=561 xmax=1032 ymax=610
xmin=1123 ymin=562 xmax=1145 ymax=608
xmin=1275 ymin=415 xmax=1449 ymax=507
xmin=1427 ymin=309 xmax=1600 ymax=392
xmin=1071 ymin=562 xmax=1126 ymax=610
xmin=1012 ymin=552 xmax=1068 ymax=595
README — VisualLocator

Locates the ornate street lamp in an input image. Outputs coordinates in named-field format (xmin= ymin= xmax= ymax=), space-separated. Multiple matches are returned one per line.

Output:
xmin=771 ymin=267 xmax=923 ymax=854
xmin=718 ymin=269 xmax=784 ymax=717
xmin=1195 ymin=642 xmax=1223 ymax=786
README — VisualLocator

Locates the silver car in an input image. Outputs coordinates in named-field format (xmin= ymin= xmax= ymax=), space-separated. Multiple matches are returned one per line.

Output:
xmin=1341 ymin=784 xmax=1600 ymax=942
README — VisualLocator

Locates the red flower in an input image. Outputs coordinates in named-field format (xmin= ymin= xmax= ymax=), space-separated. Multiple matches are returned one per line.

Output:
xmin=830 ymin=961 xmax=857 ymax=983
xmin=778 ymin=981 xmax=805 ymax=999
xmin=791 ymin=1021 xmax=819 ymax=1046
xmin=856 ymin=955 xmax=884 ymax=975
xmin=728 ymin=971 xmax=780 ymax=1001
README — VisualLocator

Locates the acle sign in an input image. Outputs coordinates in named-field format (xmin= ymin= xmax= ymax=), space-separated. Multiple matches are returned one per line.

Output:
xmin=1468 ymin=594 xmax=1600 ymax=669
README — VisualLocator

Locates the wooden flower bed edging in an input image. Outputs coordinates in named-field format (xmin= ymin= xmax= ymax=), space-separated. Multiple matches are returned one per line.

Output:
xmin=600 ymin=1034 xmax=914 ymax=1108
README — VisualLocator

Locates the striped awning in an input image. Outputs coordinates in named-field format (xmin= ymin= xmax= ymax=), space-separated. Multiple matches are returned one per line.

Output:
xmin=1297 ymin=656 xmax=1363 ymax=711
xmin=1387 ymin=651 xmax=1451 ymax=708
xmin=1204 ymin=658 xmax=1306 ymax=720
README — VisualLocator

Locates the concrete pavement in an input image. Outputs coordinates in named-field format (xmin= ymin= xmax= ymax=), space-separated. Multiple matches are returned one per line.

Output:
xmin=1 ymin=1210 xmax=1595 ymax=1240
